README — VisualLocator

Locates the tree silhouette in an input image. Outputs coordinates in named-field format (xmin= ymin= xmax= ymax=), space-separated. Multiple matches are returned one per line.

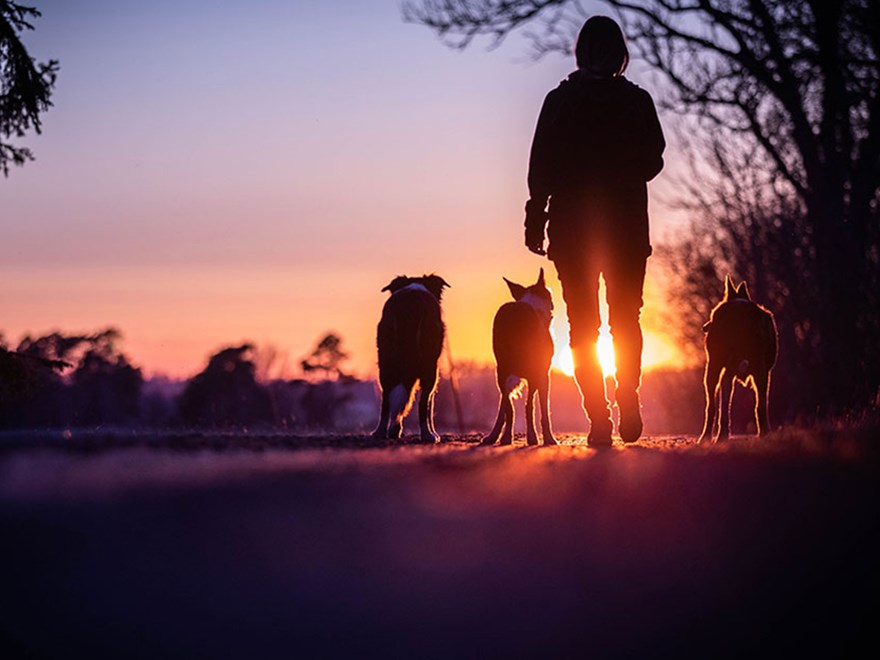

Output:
xmin=406 ymin=0 xmax=880 ymax=412
xmin=0 ymin=1 xmax=58 ymax=175
xmin=0 ymin=343 xmax=68 ymax=408
xmin=300 ymin=333 xmax=350 ymax=381
xmin=177 ymin=344 xmax=273 ymax=428
xmin=70 ymin=329 xmax=143 ymax=426
xmin=0 ymin=328 xmax=141 ymax=428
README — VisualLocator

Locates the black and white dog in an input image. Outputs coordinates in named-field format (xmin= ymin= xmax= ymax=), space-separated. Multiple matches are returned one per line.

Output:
xmin=373 ymin=274 xmax=450 ymax=443
xmin=481 ymin=268 xmax=557 ymax=446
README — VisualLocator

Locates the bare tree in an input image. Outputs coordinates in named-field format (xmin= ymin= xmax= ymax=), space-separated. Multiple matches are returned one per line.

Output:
xmin=0 ymin=1 xmax=58 ymax=175
xmin=406 ymin=0 xmax=880 ymax=412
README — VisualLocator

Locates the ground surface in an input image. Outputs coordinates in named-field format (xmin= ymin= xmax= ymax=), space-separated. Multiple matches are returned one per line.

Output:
xmin=1 ymin=430 xmax=878 ymax=658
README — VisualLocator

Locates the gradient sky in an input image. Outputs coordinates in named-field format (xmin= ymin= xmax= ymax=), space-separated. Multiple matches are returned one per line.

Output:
xmin=1 ymin=0 xmax=682 ymax=379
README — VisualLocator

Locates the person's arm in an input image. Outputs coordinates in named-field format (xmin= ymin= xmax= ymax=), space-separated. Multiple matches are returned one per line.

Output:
xmin=525 ymin=91 xmax=560 ymax=254
xmin=640 ymin=92 xmax=665 ymax=181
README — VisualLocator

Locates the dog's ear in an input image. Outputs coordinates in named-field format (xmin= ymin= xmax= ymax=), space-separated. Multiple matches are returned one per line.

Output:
xmin=724 ymin=274 xmax=736 ymax=301
xmin=422 ymin=274 xmax=451 ymax=301
xmin=504 ymin=277 xmax=527 ymax=301
xmin=736 ymin=281 xmax=751 ymax=300
xmin=535 ymin=267 xmax=546 ymax=288
xmin=381 ymin=276 xmax=410 ymax=293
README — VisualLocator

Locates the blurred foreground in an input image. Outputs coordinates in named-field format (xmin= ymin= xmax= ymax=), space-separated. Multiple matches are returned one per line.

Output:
xmin=1 ymin=431 xmax=877 ymax=658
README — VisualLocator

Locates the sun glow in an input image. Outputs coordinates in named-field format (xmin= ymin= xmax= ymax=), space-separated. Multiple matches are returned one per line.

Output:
xmin=553 ymin=329 xmax=617 ymax=378
xmin=548 ymin=275 xmax=683 ymax=380
xmin=596 ymin=332 xmax=617 ymax=376
xmin=551 ymin=277 xmax=619 ymax=379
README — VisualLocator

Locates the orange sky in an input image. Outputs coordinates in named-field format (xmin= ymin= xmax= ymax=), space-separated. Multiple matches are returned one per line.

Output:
xmin=1 ymin=0 xmax=688 ymax=380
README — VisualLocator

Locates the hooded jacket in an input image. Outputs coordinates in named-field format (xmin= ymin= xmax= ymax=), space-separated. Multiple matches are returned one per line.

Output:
xmin=528 ymin=71 xmax=665 ymax=260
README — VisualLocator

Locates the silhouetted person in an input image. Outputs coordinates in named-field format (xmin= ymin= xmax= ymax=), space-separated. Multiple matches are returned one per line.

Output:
xmin=525 ymin=16 xmax=665 ymax=446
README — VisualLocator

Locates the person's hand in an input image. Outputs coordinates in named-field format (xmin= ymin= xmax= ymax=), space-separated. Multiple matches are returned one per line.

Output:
xmin=524 ymin=199 xmax=548 ymax=256
xmin=525 ymin=224 xmax=546 ymax=255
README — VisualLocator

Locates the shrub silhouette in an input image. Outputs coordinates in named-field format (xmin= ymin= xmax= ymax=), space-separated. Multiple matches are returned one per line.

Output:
xmin=177 ymin=344 xmax=273 ymax=428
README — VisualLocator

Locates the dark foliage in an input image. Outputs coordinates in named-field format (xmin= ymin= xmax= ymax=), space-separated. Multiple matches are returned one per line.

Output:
xmin=177 ymin=344 xmax=273 ymax=428
xmin=70 ymin=336 xmax=143 ymax=426
xmin=300 ymin=333 xmax=350 ymax=380
xmin=0 ymin=328 xmax=143 ymax=428
xmin=0 ymin=1 xmax=58 ymax=175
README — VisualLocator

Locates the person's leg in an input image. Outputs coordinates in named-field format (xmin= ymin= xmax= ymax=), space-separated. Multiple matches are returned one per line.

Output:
xmin=605 ymin=254 xmax=648 ymax=442
xmin=553 ymin=255 xmax=612 ymax=446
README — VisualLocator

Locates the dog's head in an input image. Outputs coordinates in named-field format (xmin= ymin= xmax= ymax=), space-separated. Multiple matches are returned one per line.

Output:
xmin=381 ymin=274 xmax=450 ymax=301
xmin=503 ymin=268 xmax=554 ymax=323
xmin=704 ymin=275 xmax=753 ymax=333
xmin=723 ymin=274 xmax=751 ymax=302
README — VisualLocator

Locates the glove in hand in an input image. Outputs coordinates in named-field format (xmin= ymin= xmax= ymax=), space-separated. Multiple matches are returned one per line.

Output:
xmin=524 ymin=199 xmax=548 ymax=256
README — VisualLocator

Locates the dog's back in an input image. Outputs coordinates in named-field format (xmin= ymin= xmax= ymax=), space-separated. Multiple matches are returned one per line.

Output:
xmin=705 ymin=295 xmax=777 ymax=382
xmin=493 ymin=301 xmax=554 ymax=387
xmin=701 ymin=277 xmax=778 ymax=441
xmin=373 ymin=274 xmax=449 ymax=443
xmin=378 ymin=285 xmax=444 ymax=380
xmin=482 ymin=269 xmax=556 ymax=446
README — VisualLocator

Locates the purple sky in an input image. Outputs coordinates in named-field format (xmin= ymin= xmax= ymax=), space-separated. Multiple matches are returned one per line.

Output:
xmin=1 ymin=0 xmax=680 ymax=377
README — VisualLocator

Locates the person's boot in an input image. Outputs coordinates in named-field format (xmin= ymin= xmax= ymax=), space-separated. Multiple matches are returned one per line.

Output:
xmin=587 ymin=414 xmax=614 ymax=448
xmin=617 ymin=390 xmax=643 ymax=443
xmin=575 ymin=361 xmax=613 ymax=448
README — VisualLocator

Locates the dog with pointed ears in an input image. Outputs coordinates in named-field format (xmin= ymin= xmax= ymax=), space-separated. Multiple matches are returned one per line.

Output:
xmin=700 ymin=275 xmax=778 ymax=442
xmin=373 ymin=274 xmax=450 ymax=443
xmin=482 ymin=268 xmax=557 ymax=446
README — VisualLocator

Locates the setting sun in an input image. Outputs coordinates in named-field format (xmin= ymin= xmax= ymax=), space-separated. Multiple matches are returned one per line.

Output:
xmin=550 ymin=277 xmax=618 ymax=379
xmin=553 ymin=330 xmax=616 ymax=378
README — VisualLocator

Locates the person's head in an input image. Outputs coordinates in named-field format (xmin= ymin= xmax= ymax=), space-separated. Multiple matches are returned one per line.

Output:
xmin=574 ymin=16 xmax=629 ymax=77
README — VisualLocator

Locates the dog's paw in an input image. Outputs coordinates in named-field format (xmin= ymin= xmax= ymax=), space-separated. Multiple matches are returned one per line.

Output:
xmin=698 ymin=433 xmax=712 ymax=443
xmin=542 ymin=435 xmax=557 ymax=446
xmin=371 ymin=429 xmax=387 ymax=440
xmin=479 ymin=436 xmax=497 ymax=446
xmin=388 ymin=424 xmax=402 ymax=440
xmin=499 ymin=434 xmax=513 ymax=446
xmin=418 ymin=431 xmax=440 ymax=444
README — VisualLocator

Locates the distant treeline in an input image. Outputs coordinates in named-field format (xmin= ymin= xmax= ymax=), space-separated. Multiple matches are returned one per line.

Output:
xmin=0 ymin=329 xmax=377 ymax=432
xmin=1 ymin=327 xmax=775 ymax=435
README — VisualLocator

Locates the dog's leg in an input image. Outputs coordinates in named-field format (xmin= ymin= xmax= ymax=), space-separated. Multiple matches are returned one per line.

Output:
xmin=717 ymin=370 xmax=734 ymax=441
xmin=699 ymin=360 xmax=722 ymax=442
xmin=417 ymin=371 xmax=440 ymax=443
xmin=427 ymin=389 xmax=438 ymax=437
xmin=481 ymin=399 xmax=506 ymax=445
xmin=427 ymin=374 xmax=441 ymax=439
xmin=372 ymin=389 xmax=390 ymax=439
xmin=499 ymin=393 xmax=514 ymax=445
xmin=525 ymin=384 xmax=538 ymax=446
xmin=753 ymin=369 xmax=771 ymax=437
xmin=537 ymin=375 xmax=557 ymax=446
xmin=388 ymin=382 xmax=414 ymax=439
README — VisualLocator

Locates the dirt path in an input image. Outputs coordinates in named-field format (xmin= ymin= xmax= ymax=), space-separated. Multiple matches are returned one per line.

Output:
xmin=1 ymin=433 xmax=877 ymax=658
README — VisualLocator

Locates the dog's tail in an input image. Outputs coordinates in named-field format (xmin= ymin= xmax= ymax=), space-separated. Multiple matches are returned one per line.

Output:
xmin=389 ymin=383 xmax=415 ymax=423
xmin=503 ymin=375 xmax=526 ymax=400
